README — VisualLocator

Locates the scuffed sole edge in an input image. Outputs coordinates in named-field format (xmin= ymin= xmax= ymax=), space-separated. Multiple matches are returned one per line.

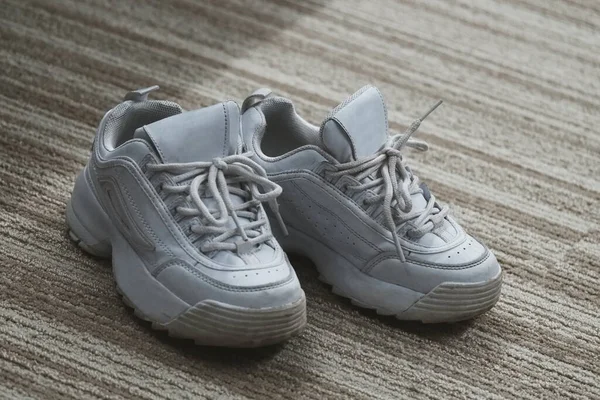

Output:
xmin=69 ymin=226 xmax=307 ymax=347
xmin=322 ymin=272 xmax=502 ymax=324
xmin=118 ymin=286 xmax=307 ymax=348
xmin=397 ymin=272 xmax=502 ymax=323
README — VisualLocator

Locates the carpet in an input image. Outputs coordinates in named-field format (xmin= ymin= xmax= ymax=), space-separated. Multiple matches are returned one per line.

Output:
xmin=1 ymin=0 xmax=599 ymax=398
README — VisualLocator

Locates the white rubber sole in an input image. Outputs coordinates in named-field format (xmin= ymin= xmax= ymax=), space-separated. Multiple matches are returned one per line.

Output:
xmin=66 ymin=175 xmax=307 ymax=347
xmin=280 ymin=225 xmax=501 ymax=323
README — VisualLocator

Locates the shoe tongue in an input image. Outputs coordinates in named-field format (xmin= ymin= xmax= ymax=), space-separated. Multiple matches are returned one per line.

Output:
xmin=134 ymin=101 xmax=240 ymax=163
xmin=321 ymin=86 xmax=388 ymax=163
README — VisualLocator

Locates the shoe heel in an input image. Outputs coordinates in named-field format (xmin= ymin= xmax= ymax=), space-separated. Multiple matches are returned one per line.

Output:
xmin=66 ymin=167 xmax=112 ymax=258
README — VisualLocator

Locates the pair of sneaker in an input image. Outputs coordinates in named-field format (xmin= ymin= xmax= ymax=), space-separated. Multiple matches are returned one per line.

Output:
xmin=67 ymin=85 xmax=502 ymax=348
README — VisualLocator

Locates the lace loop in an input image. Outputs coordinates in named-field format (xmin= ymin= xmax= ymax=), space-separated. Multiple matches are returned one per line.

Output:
xmin=147 ymin=153 xmax=286 ymax=253
xmin=326 ymin=101 xmax=448 ymax=262
xmin=212 ymin=157 xmax=228 ymax=171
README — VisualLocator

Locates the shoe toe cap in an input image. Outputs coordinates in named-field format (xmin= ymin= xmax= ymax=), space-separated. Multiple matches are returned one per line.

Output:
xmin=156 ymin=258 xmax=304 ymax=310
xmin=369 ymin=236 xmax=501 ymax=294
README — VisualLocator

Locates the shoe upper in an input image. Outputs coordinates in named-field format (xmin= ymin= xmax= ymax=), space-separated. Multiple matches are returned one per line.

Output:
xmin=241 ymin=86 xmax=500 ymax=293
xmin=87 ymin=87 xmax=302 ymax=308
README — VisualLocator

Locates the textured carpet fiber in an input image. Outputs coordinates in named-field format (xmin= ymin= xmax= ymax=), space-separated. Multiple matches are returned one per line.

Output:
xmin=1 ymin=0 xmax=599 ymax=399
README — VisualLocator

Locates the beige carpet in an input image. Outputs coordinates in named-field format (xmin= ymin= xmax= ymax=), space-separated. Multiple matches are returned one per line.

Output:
xmin=1 ymin=0 xmax=599 ymax=398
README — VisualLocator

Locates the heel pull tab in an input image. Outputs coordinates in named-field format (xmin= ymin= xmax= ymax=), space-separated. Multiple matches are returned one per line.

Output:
xmin=241 ymin=88 xmax=272 ymax=113
xmin=124 ymin=85 xmax=160 ymax=102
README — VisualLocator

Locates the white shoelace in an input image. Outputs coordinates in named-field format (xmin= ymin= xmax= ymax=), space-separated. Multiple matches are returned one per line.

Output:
xmin=324 ymin=101 xmax=449 ymax=262
xmin=147 ymin=153 xmax=287 ymax=253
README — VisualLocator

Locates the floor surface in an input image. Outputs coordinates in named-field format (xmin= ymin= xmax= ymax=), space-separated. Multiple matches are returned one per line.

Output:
xmin=1 ymin=0 xmax=599 ymax=398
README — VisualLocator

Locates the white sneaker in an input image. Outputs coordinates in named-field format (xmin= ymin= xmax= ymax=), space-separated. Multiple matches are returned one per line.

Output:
xmin=67 ymin=86 xmax=306 ymax=346
xmin=240 ymin=85 xmax=502 ymax=322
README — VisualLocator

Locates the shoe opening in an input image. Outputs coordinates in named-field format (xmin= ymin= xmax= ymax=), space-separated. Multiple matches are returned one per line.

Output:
xmin=256 ymin=98 xmax=323 ymax=157
xmin=102 ymin=100 xmax=183 ymax=151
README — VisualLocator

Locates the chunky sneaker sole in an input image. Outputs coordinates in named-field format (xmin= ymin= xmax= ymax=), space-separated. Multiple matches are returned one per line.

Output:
xmin=66 ymin=182 xmax=307 ymax=347
xmin=281 ymin=226 xmax=500 ymax=323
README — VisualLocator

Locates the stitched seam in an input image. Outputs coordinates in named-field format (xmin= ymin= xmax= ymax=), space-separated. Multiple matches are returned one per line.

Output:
xmin=152 ymin=259 xmax=184 ymax=278
xmin=139 ymin=153 xmax=156 ymax=175
xmin=319 ymin=85 xmax=370 ymax=140
xmin=156 ymin=262 xmax=295 ymax=292
xmin=272 ymin=170 xmax=465 ymax=253
xmin=94 ymin=156 xmax=203 ymax=263
xmin=98 ymin=175 xmax=155 ymax=251
xmin=111 ymin=173 xmax=151 ymax=248
xmin=146 ymin=127 xmax=167 ymax=162
xmin=272 ymin=169 xmax=392 ymax=236
xmin=331 ymin=116 xmax=358 ymax=160
xmin=221 ymin=102 xmax=228 ymax=157
xmin=373 ymin=86 xmax=388 ymax=133
xmin=120 ymin=173 xmax=173 ymax=257
xmin=85 ymin=163 xmax=107 ymax=216
xmin=365 ymin=249 xmax=492 ymax=273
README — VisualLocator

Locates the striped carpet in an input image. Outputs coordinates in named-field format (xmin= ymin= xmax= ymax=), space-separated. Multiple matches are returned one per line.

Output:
xmin=1 ymin=0 xmax=599 ymax=398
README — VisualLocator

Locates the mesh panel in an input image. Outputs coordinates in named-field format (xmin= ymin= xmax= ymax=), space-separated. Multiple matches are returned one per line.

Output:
xmin=103 ymin=100 xmax=183 ymax=150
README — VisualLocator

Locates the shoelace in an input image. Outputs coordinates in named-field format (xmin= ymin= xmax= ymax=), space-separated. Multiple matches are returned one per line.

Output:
xmin=324 ymin=101 xmax=449 ymax=262
xmin=147 ymin=153 xmax=287 ymax=253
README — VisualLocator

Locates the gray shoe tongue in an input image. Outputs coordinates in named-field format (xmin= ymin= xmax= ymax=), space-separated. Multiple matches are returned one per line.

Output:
xmin=320 ymin=85 xmax=388 ymax=163
xmin=134 ymin=101 xmax=240 ymax=163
